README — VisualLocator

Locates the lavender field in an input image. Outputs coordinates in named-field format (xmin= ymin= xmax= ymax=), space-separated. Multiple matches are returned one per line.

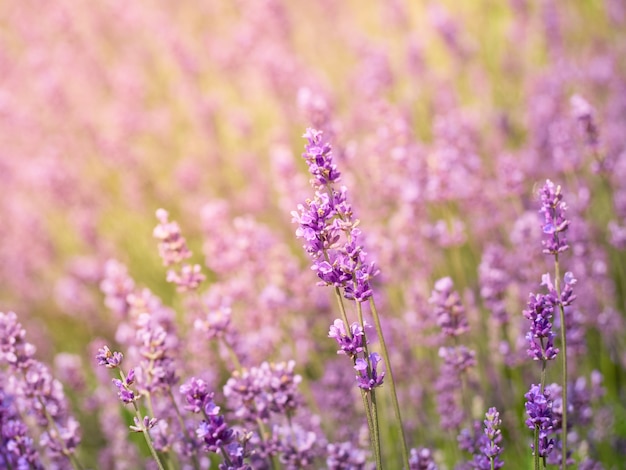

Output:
xmin=1 ymin=1 xmax=626 ymax=468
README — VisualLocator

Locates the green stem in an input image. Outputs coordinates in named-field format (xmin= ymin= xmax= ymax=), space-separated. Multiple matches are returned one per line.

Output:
xmin=554 ymin=255 xmax=568 ymax=469
xmin=369 ymin=298 xmax=411 ymax=469
xmin=117 ymin=370 xmax=166 ymax=470
xmin=333 ymin=286 xmax=352 ymax=333
xmin=333 ymin=288 xmax=379 ymax=467
xmin=533 ymin=426 xmax=540 ymax=470
xmin=369 ymin=389 xmax=383 ymax=469
xmin=222 ymin=338 xmax=243 ymax=372
xmin=168 ymin=390 xmax=201 ymax=470
xmin=130 ymin=403 xmax=166 ymax=470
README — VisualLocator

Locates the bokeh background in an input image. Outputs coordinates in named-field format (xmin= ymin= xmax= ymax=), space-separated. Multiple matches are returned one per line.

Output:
xmin=2 ymin=0 xmax=626 ymax=467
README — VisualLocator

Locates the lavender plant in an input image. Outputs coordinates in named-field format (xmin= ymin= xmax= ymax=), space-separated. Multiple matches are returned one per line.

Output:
xmin=1 ymin=1 xmax=626 ymax=469
xmin=292 ymin=128 xmax=410 ymax=468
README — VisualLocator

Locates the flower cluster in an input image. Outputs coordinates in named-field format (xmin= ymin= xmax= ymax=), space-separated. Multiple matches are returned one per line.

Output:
xmin=429 ymin=276 xmax=469 ymax=337
xmin=292 ymin=129 xmax=379 ymax=303
xmin=525 ymin=384 xmax=558 ymax=458
xmin=328 ymin=319 xmax=367 ymax=357
xmin=355 ymin=352 xmax=385 ymax=391
xmin=523 ymin=291 xmax=559 ymax=362
xmin=409 ymin=447 xmax=438 ymax=470
xmin=326 ymin=441 xmax=368 ymax=469
xmin=539 ymin=180 xmax=570 ymax=255
xmin=0 ymin=312 xmax=82 ymax=467
xmin=223 ymin=361 xmax=302 ymax=422
xmin=153 ymin=208 xmax=205 ymax=292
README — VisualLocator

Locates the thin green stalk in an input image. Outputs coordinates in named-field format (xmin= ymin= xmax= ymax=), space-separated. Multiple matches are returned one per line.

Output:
xmin=369 ymin=298 xmax=411 ymax=469
xmin=554 ymin=255 xmax=568 ymax=469
xmin=130 ymin=403 xmax=166 ymax=470
xmin=168 ymin=389 xmax=201 ymax=470
xmin=116 ymin=369 xmax=166 ymax=470
xmin=369 ymin=389 xmax=383 ymax=469
xmin=333 ymin=288 xmax=380 ymax=467
xmin=222 ymin=338 xmax=243 ymax=372
xmin=333 ymin=286 xmax=352 ymax=333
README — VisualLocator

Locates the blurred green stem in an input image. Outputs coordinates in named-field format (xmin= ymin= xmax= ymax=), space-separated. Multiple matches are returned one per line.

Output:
xmin=369 ymin=298 xmax=410 ymax=469
xmin=554 ymin=255 xmax=568 ymax=469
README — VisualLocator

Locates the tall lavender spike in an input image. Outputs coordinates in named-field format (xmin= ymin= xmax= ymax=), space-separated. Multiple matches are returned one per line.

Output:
xmin=538 ymin=179 xmax=573 ymax=469
xmin=1 ymin=311 xmax=83 ymax=469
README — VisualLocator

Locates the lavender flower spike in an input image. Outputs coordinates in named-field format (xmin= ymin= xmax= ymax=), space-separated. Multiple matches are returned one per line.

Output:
xmin=328 ymin=319 xmax=366 ymax=357
xmin=481 ymin=407 xmax=504 ymax=469
xmin=355 ymin=352 xmax=385 ymax=391
xmin=539 ymin=180 xmax=570 ymax=255
xmin=302 ymin=128 xmax=341 ymax=188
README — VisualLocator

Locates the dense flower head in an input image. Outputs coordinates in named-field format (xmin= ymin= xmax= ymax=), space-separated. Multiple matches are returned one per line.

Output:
xmin=570 ymin=94 xmax=599 ymax=148
xmin=223 ymin=361 xmax=302 ymax=422
xmin=196 ymin=413 xmax=235 ymax=453
xmin=354 ymin=352 xmax=385 ymax=391
xmin=409 ymin=447 xmax=438 ymax=470
xmin=269 ymin=423 xmax=319 ymax=469
xmin=479 ymin=407 xmax=504 ymax=469
xmin=326 ymin=441 xmax=368 ymax=469
xmin=523 ymin=290 xmax=560 ymax=362
xmin=112 ymin=369 xmax=137 ymax=404
xmin=179 ymin=377 xmax=215 ymax=414
xmin=95 ymin=346 xmax=124 ymax=369
xmin=134 ymin=314 xmax=179 ymax=394
xmin=478 ymin=244 xmax=510 ymax=325
xmin=293 ymin=130 xmax=379 ymax=302
xmin=100 ymin=259 xmax=135 ymax=319
xmin=153 ymin=208 xmax=192 ymax=266
xmin=166 ymin=263 xmax=206 ymax=292
xmin=429 ymin=277 xmax=469 ymax=337
xmin=0 ymin=386 xmax=43 ymax=469
xmin=438 ymin=345 xmax=476 ymax=373
xmin=0 ymin=311 xmax=36 ymax=370
xmin=539 ymin=180 xmax=570 ymax=255
xmin=328 ymin=319 xmax=367 ymax=357
xmin=525 ymin=384 xmax=557 ymax=458
xmin=302 ymin=128 xmax=341 ymax=188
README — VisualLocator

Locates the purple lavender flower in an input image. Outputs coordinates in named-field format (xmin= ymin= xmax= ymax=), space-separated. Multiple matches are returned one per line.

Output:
xmin=223 ymin=361 xmax=302 ymax=422
xmin=113 ymin=368 xmax=137 ymax=404
xmin=2 ymin=312 xmax=82 ymax=464
xmin=525 ymin=384 xmax=556 ymax=458
xmin=354 ymin=352 xmax=385 ymax=391
xmin=0 ymin=311 xmax=36 ymax=370
xmin=129 ymin=415 xmax=158 ymax=433
xmin=570 ymin=94 xmax=599 ymax=149
xmin=196 ymin=414 xmax=235 ymax=453
xmin=539 ymin=180 xmax=570 ymax=255
xmin=302 ymin=128 xmax=341 ymax=188
xmin=429 ymin=277 xmax=468 ymax=338
xmin=180 ymin=377 xmax=215 ymax=414
xmin=1 ymin=384 xmax=43 ymax=469
xmin=479 ymin=407 xmax=504 ymax=469
xmin=95 ymin=345 xmax=124 ymax=369
xmin=270 ymin=423 xmax=320 ymax=469
xmin=328 ymin=319 xmax=366 ymax=357
xmin=523 ymin=292 xmax=559 ymax=362
xmin=409 ymin=447 xmax=438 ymax=469
xmin=133 ymin=313 xmax=179 ymax=394
xmin=292 ymin=130 xmax=379 ymax=303
xmin=326 ymin=441 xmax=368 ymax=469
xmin=153 ymin=208 xmax=192 ymax=266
